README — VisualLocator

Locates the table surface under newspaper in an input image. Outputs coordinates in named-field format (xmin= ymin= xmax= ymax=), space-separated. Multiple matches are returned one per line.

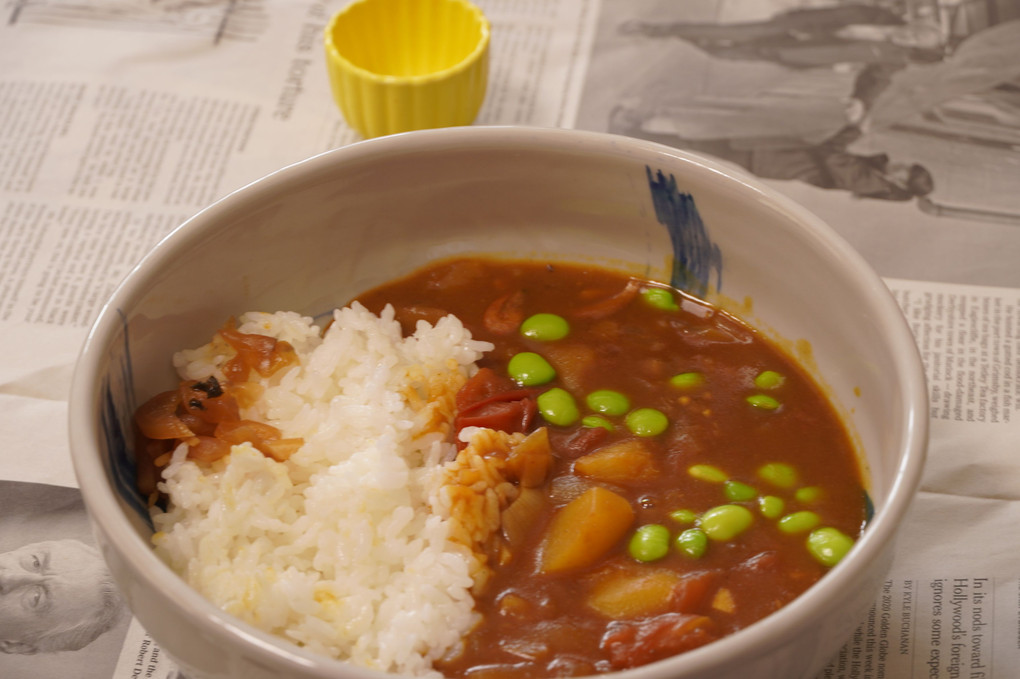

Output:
xmin=2 ymin=2 xmax=1019 ymax=678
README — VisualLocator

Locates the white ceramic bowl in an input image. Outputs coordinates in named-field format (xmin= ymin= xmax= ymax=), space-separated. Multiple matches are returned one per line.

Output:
xmin=69 ymin=127 xmax=928 ymax=679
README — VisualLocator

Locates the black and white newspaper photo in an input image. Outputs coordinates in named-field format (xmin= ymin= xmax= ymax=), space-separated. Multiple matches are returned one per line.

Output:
xmin=574 ymin=0 xmax=1020 ymax=288
xmin=0 ymin=481 xmax=131 ymax=678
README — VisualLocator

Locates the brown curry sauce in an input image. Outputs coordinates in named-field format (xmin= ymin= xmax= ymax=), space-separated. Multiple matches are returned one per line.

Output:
xmin=354 ymin=258 xmax=867 ymax=679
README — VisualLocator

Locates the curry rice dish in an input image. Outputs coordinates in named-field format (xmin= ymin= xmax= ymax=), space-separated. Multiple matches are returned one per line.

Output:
xmin=134 ymin=258 xmax=866 ymax=678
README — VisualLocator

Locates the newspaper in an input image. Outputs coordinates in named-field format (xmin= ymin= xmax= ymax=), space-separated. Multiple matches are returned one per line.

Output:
xmin=1 ymin=1 xmax=1019 ymax=678
xmin=579 ymin=0 xmax=1020 ymax=289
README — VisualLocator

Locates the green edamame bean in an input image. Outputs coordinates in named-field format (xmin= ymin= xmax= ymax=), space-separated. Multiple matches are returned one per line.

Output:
xmin=669 ymin=509 xmax=698 ymax=525
xmin=758 ymin=462 xmax=798 ymax=488
xmin=507 ymin=352 xmax=556 ymax=386
xmin=700 ymin=505 xmax=754 ymax=541
xmin=724 ymin=480 xmax=757 ymax=502
xmin=581 ymin=415 xmax=614 ymax=431
xmin=586 ymin=389 xmax=630 ymax=416
xmin=625 ymin=408 xmax=669 ymax=437
xmin=536 ymin=388 xmax=580 ymax=426
xmin=778 ymin=510 xmax=821 ymax=534
xmin=670 ymin=372 xmax=705 ymax=390
xmin=758 ymin=495 xmax=785 ymax=519
xmin=746 ymin=394 xmax=781 ymax=410
xmin=754 ymin=370 xmax=786 ymax=390
xmin=806 ymin=527 xmax=855 ymax=567
xmin=520 ymin=313 xmax=570 ymax=341
xmin=675 ymin=528 xmax=708 ymax=559
xmin=629 ymin=524 xmax=671 ymax=562
xmin=641 ymin=287 xmax=679 ymax=311
xmin=688 ymin=464 xmax=727 ymax=484
xmin=795 ymin=486 xmax=823 ymax=504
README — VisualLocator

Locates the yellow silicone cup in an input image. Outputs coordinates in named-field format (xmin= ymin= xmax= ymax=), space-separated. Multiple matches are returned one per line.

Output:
xmin=324 ymin=0 xmax=490 ymax=139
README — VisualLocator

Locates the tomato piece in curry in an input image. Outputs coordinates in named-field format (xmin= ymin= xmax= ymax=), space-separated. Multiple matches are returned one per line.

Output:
xmin=354 ymin=258 xmax=867 ymax=679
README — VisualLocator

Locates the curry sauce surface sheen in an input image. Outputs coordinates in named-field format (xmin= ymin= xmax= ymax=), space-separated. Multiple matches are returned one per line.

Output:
xmin=355 ymin=258 xmax=866 ymax=679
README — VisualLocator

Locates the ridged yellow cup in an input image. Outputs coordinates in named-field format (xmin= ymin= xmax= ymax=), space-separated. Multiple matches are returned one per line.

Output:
xmin=324 ymin=0 xmax=490 ymax=139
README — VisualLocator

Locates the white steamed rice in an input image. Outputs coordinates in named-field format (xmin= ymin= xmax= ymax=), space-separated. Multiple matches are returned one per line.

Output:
xmin=150 ymin=303 xmax=496 ymax=676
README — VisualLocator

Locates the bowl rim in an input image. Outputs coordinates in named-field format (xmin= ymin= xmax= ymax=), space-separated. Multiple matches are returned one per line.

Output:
xmin=69 ymin=125 xmax=929 ymax=678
